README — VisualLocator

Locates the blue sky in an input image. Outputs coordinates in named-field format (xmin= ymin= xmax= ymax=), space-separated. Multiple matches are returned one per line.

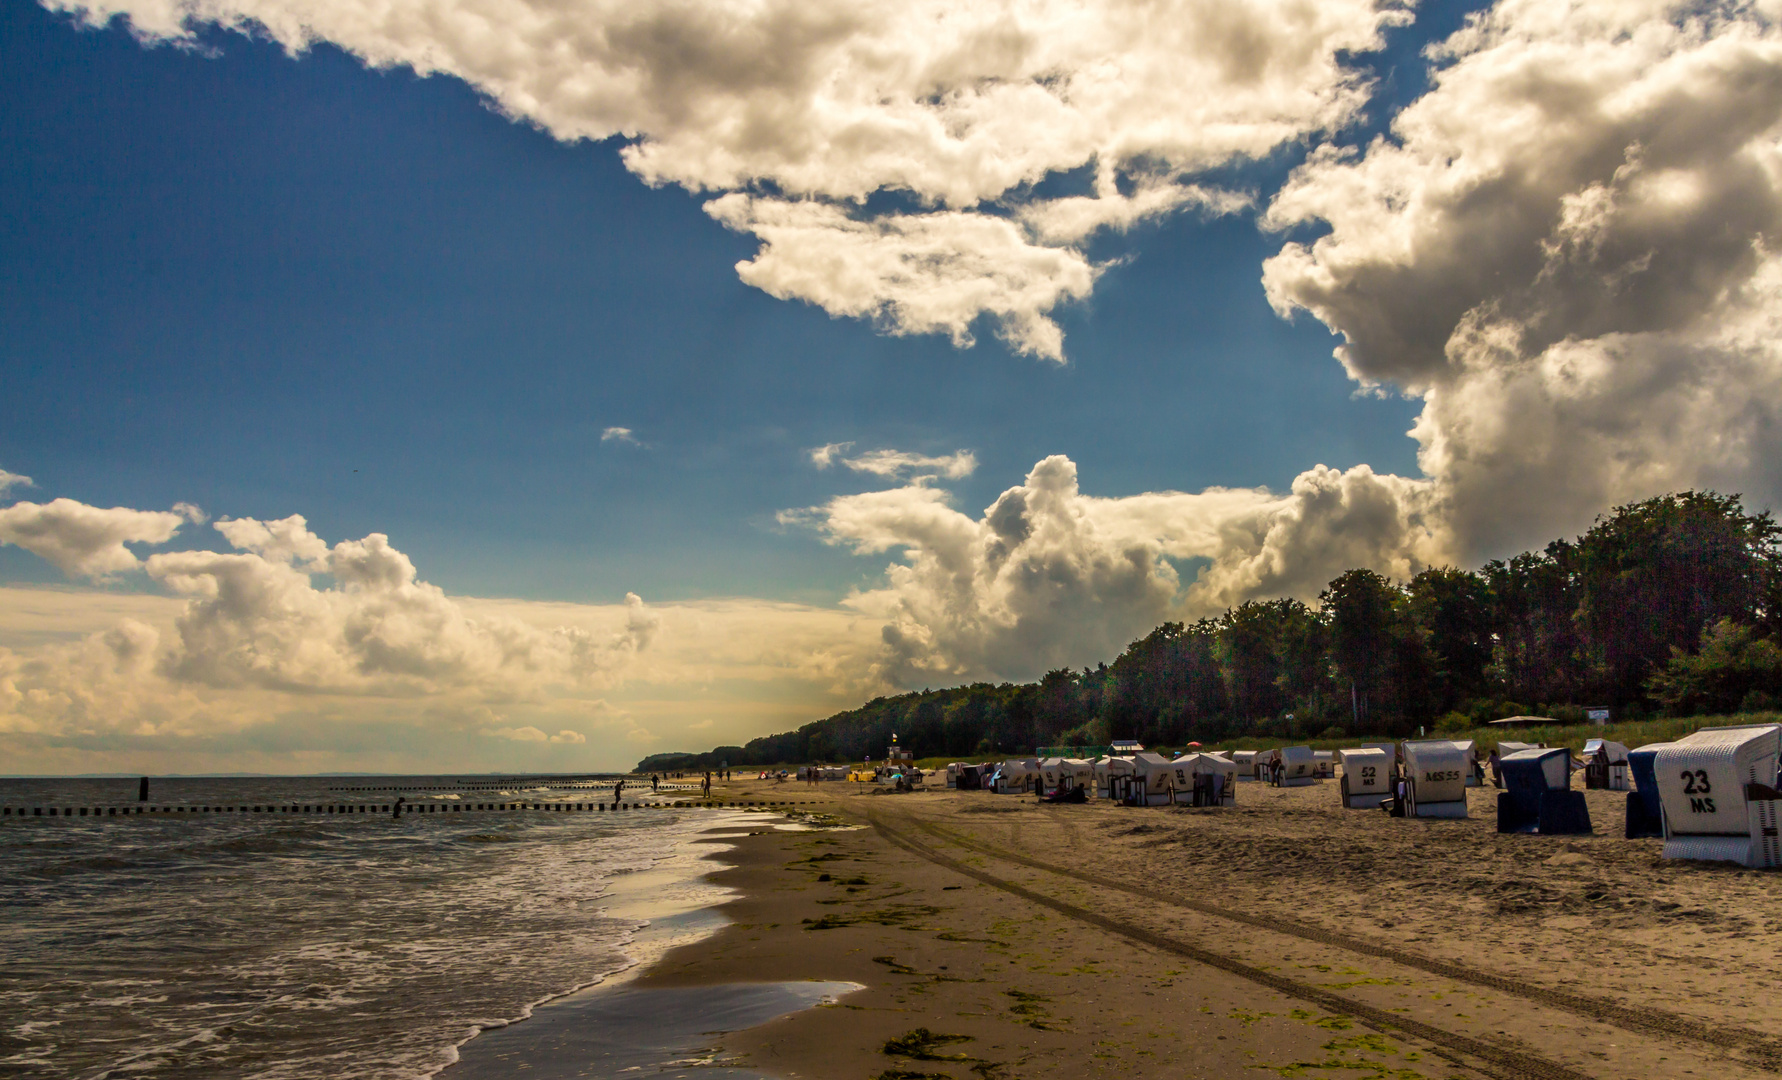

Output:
xmin=4 ymin=0 xmax=1774 ymax=771
xmin=0 ymin=0 xmax=1431 ymax=604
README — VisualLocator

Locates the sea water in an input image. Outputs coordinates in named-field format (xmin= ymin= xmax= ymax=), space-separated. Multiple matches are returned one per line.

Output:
xmin=0 ymin=776 xmax=737 ymax=1080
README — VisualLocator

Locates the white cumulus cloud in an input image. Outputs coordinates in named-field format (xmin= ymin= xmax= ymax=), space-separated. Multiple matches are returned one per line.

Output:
xmin=808 ymin=443 xmax=977 ymax=480
xmin=0 ymin=469 xmax=33 ymax=498
xmin=1261 ymin=0 xmax=1782 ymax=558
xmin=601 ymin=427 xmax=641 ymax=445
xmin=0 ymin=499 xmax=188 ymax=579
xmin=791 ymin=454 xmax=1449 ymax=684
xmin=485 ymin=725 xmax=550 ymax=742
xmin=52 ymin=0 xmax=1409 ymax=359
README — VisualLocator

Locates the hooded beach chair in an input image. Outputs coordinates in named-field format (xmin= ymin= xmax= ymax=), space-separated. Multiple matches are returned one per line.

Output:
xmin=1401 ymin=740 xmax=1471 ymax=818
xmin=1623 ymin=743 xmax=1669 ymax=837
xmin=1496 ymin=747 xmax=1591 ymax=834
xmin=1275 ymin=745 xmax=1318 ymax=787
xmin=1653 ymin=725 xmax=1782 ymax=867
xmin=1338 ymin=747 xmax=1392 ymax=809
xmin=1583 ymin=739 xmax=1630 ymax=791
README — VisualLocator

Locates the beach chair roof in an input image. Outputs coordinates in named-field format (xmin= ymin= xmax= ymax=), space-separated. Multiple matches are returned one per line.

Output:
xmin=1499 ymin=747 xmax=1570 ymax=792
xmin=1583 ymin=739 xmax=1628 ymax=761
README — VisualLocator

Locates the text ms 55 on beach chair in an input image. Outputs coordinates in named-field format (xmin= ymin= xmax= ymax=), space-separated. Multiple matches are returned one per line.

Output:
xmin=1400 ymin=740 xmax=1470 ymax=819
xmin=1495 ymin=747 xmax=1592 ymax=835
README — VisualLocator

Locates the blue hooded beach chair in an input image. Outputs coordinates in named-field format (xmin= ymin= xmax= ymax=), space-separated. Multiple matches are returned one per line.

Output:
xmin=1497 ymin=748 xmax=1592 ymax=835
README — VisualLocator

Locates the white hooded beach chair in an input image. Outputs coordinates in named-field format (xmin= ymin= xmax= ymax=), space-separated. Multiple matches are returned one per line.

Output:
xmin=1654 ymin=725 xmax=1782 ymax=867
xmin=1169 ymin=755 xmax=1197 ymax=805
xmin=1131 ymin=753 xmax=1176 ymax=806
xmin=1338 ymin=747 xmax=1391 ymax=809
xmin=1102 ymin=756 xmax=1136 ymax=801
xmin=996 ymin=758 xmax=1040 ymax=794
xmin=1401 ymin=740 xmax=1470 ymax=818
xmin=1059 ymin=758 xmax=1095 ymax=793
xmin=1039 ymin=757 xmax=1066 ymax=795
xmin=1275 ymin=745 xmax=1318 ymax=786
xmin=1583 ymin=739 xmax=1630 ymax=791
xmin=1252 ymin=749 xmax=1279 ymax=782
xmin=1313 ymin=750 xmax=1336 ymax=778
xmin=1229 ymin=750 xmax=1259 ymax=779
xmin=1170 ymin=752 xmax=1237 ymax=807
xmin=1445 ymin=739 xmax=1482 ymax=786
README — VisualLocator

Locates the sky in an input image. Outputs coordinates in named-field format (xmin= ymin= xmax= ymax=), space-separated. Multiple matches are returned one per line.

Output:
xmin=5 ymin=0 xmax=1782 ymax=773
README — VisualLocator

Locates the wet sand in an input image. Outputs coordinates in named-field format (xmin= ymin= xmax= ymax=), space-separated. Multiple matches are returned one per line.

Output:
xmin=456 ymin=776 xmax=1782 ymax=1080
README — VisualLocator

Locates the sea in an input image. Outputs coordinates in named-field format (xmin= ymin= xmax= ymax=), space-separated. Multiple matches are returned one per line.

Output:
xmin=0 ymin=775 xmax=748 ymax=1080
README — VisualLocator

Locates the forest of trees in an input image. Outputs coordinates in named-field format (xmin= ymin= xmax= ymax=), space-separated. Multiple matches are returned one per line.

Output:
xmin=638 ymin=491 xmax=1782 ymax=772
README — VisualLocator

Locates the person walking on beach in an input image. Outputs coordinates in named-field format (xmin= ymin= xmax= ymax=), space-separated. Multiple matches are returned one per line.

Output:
xmin=614 ymin=779 xmax=625 ymax=805
xmin=651 ymin=774 xmax=659 ymax=794
xmin=393 ymin=796 xmax=405 ymax=819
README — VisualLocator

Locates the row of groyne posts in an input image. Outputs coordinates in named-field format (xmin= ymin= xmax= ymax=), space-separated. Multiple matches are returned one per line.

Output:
xmin=3 ymin=777 xmax=827 ymax=820
xmin=2 ymin=799 xmax=825 ymax=819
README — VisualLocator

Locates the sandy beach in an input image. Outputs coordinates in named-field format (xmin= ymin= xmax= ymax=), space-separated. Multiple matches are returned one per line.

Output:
xmin=454 ymin=776 xmax=1782 ymax=1080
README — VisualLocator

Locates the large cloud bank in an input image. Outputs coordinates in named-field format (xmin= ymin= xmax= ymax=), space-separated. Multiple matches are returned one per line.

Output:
xmin=790 ymin=454 xmax=1446 ymax=684
xmin=1264 ymin=0 xmax=1782 ymax=557
xmin=0 ymin=493 xmax=888 ymax=770
xmin=49 ymin=0 xmax=1407 ymax=359
xmin=776 ymin=0 xmax=1782 ymax=685
xmin=0 ymin=506 xmax=658 ymax=741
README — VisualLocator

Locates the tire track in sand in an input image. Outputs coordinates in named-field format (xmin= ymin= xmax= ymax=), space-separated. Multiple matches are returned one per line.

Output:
xmin=906 ymin=812 xmax=1782 ymax=1073
xmin=869 ymin=808 xmax=1586 ymax=1080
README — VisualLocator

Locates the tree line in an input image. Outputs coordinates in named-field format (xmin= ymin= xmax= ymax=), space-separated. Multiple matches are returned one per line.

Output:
xmin=637 ymin=491 xmax=1782 ymax=772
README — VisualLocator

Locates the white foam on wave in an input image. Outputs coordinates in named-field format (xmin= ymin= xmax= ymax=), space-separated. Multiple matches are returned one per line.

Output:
xmin=3 ymin=805 xmax=759 ymax=1080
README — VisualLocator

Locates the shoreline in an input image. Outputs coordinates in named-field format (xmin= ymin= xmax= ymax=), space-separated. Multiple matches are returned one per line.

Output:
xmin=438 ymin=808 xmax=756 ymax=1078
xmin=450 ymin=778 xmax=1782 ymax=1080
xmin=444 ymin=806 xmax=852 ymax=1080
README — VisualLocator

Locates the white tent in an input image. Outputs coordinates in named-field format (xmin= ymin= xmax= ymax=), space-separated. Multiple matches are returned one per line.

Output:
xmin=1582 ymin=739 xmax=1630 ymax=790
xmin=1337 ymin=747 xmax=1392 ymax=809
xmin=1654 ymin=725 xmax=1782 ymax=867
xmin=1275 ymin=745 xmax=1318 ymax=787
xmin=1401 ymin=740 xmax=1470 ymax=818
xmin=1130 ymin=753 xmax=1176 ymax=806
